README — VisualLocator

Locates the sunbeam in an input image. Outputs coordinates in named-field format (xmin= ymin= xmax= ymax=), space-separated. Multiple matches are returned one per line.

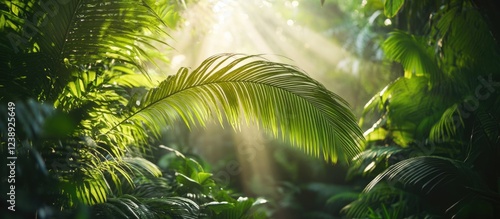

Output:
xmin=167 ymin=0 xmax=354 ymax=79
xmin=164 ymin=1 xmax=358 ymax=218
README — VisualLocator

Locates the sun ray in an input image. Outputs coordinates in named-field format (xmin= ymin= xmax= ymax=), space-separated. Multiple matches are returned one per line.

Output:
xmin=163 ymin=1 xmax=356 ymax=213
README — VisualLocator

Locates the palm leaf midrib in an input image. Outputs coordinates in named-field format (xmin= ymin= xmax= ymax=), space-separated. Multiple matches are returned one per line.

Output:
xmin=104 ymin=78 xmax=343 ymax=136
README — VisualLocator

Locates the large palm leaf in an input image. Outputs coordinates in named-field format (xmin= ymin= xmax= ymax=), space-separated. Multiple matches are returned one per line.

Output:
xmin=106 ymin=54 xmax=364 ymax=163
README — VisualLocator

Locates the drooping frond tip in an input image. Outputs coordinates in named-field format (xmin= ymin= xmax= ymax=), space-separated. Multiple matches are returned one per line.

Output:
xmin=133 ymin=54 xmax=364 ymax=163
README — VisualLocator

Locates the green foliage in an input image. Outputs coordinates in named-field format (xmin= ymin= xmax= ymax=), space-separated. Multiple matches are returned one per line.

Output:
xmin=0 ymin=0 xmax=169 ymax=101
xmin=382 ymin=31 xmax=441 ymax=80
xmin=1 ymin=0 xmax=364 ymax=218
xmin=338 ymin=0 xmax=500 ymax=218
xmin=90 ymin=148 xmax=269 ymax=219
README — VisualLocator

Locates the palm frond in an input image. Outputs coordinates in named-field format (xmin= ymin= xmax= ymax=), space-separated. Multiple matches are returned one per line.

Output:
xmin=110 ymin=54 xmax=364 ymax=163
xmin=382 ymin=31 xmax=442 ymax=82
xmin=47 ymin=136 xmax=161 ymax=206
xmin=1 ymin=0 xmax=169 ymax=100
xmin=429 ymin=103 xmax=461 ymax=143
xmin=364 ymin=156 xmax=475 ymax=193
xmin=53 ymin=65 xmax=160 ymax=157
xmin=31 ymin=0 xmax=168 ymax=67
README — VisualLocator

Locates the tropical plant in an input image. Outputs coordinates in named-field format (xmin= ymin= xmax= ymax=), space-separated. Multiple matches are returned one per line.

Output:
xmin=0 ymin=0 xmax=364 ymax=218
xmin=338 ymin=0 xmax=500 ymax=218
